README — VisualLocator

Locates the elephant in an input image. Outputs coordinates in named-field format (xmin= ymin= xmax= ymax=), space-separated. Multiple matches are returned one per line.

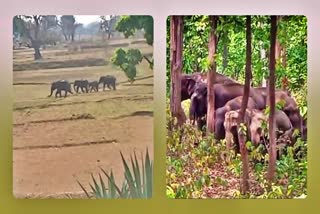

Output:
xmin=99 ymin=75 xmax=116 ymax=91
xmin=214 ymin=96 xmax=258 ymax=141
xmin=48 ymin=80 xmax=73 ymax=98
xmin=181 ymin=72 xmax=238 ymax=101
xmin=224 ymin=109 xmax=293 ymax=153
xmin=189 ymin=82 xmax=266 ymax=130
xmin=89 ymin=81 xmax=99 ymax=92
xmin=73 ymin=80 xmax=89 ymax=93
xmin=253 ymin=87 xmax=302 ymax=135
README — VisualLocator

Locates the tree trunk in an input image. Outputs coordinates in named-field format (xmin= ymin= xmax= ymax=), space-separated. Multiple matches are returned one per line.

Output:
xmin=33 ymin=41 xmax=42 ymax=60
xmin=32 ymin=16 xmax=42 ymax=60
xmin=237 ymin=15 xmax=251 ymax=194
xmin=206 ymin=16 xmax=218 ymax=135
xmin=267 ymin=15 xmax=277 ymax=184
xmin=170 ymin=16 xmax=187 ymax=127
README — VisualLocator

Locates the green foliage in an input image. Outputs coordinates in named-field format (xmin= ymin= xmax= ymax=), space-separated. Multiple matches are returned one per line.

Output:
xmin=78 ymin=149 xmax=152 ymax=199
xmin=166 ymin=15 xmax=307 ymax=94
xmin=111 ymin=48 xmax=142 ymax=82
xmin=116 ymin=15 xmax=154 ymax=45
xmin=166 ymin=100 xmax=307 ymax=199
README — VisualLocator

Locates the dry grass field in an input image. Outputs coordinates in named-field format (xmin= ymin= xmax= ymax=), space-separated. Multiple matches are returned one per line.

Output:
xmin=13 ymin=38 xmax=153 ymax=198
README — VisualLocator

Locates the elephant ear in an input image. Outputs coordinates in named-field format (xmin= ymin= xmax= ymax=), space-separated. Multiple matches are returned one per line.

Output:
xmin=186 ymin=77 xmax=196 ymax=96
xmin=244 ymin=109 xmax=252 ymax=126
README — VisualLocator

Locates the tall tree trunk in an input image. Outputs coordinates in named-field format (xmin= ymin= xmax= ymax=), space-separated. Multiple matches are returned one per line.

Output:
xmin=267 ymin=16 xmax=277 ymax=183
xmin=71 ymin=28 xmax=75 ymax=42
xmin=237 ymin=15 xmax=251 ymax=194
xmin=206 ymin=16 xmax=218 ymax=135
xmin=32 ymin=40 xmax=42 ymax=60
xmin=32 ymin=16 xmax=42 ymax=60
xmin=170 ymin=16 xmax=186 ymax=127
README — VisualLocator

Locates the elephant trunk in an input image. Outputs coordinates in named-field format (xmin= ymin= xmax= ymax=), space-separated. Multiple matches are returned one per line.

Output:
xmin=48 ymin=85 xmax=54 ymax=97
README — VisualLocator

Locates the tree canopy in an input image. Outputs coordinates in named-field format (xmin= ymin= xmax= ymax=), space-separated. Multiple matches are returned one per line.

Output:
xmin=116 ymin=15 xmax=154 ymax=46
xmin=166 ymin=15 xmax=307 ymax=95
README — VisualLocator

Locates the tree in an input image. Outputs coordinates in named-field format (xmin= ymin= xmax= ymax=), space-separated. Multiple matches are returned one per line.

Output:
xmin=111 ymin=48 xmax=143 ymax=83
xmin=13 ymin=15 xmax=58 ymax=60
xmin=206 ymin=16 xmax=218 ymax=134
xmin=237 ymin=15 xmax=252 ymax=194
xmin=100 ymin=15 xmax=119 ymax=39
xmin=116 ymin=16 xmax=154 ymax=68
xmin=170 ymin=16 xmax=186 ymax=127
xmin=59 ymin=15 xmax=80 ymax=41
xmin=116 ymin=15 xmax=153 ymax=45
xmin=267 ymin=16 xmax=277 ymax=183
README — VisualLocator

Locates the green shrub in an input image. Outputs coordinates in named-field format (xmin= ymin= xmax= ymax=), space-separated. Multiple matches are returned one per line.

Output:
xmin=78 ymin=148 xmax=152 ymax=199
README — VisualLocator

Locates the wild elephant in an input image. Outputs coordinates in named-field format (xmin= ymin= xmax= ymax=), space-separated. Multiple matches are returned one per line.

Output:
xmin=214 ymin=96 xmax=257 ymax=140
xmin=224 ymin=109 xmax=293 ymax=152
xmin=99 ymin=75 xmax=116 ymax=91
xmin=181 ymin=72 xmax=238 ymax=101
xmin=48 ymin=80 xmax=73 ymax=98
xmin=89 ymin=81 xmax=99 ymax=92
xmin=189 ymin=82 xmax=265 ymax=130
xmin=73 ymin=80 xmax=89 ymax=93
xmin=254 ymin=87 xmax=302 ymax=135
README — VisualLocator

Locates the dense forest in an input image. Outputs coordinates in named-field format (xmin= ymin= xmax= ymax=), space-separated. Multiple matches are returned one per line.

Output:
xmin=166 ymin=15 xmax=307 ymax=199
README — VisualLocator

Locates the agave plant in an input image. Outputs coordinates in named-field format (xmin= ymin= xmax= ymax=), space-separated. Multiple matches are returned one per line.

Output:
xmin=78 ymin=148 xmax=152 ymax=199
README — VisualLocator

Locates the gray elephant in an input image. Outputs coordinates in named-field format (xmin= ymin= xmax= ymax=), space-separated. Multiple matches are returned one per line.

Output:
xmin=48 ymin=80 xmax=73 ymax=98
xmin=89 ymin=81 xmax=99 ymax=92
xmin=99 ymin=75 xmax=116 ymax=91
xmin=74 ymin=80 xmax=89 ymax=93
xmin=224 ymin=109 xmax=293 ymax=153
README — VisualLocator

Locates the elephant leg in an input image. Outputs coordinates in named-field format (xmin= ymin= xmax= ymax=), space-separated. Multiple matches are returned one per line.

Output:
xmin=80 ymin=86 xmax=85 ymax=93
xmin=107 ymin=83 xmax=112 ymax=90
xmin=103 ymin=83 xmax=106 ymax=91
xmin=65 ymin=90 xmax=67 ymax=97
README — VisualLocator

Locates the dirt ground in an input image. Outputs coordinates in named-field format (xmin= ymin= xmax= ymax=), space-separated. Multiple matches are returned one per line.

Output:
xmin=13 ymin=41 xmax=153 ymax=198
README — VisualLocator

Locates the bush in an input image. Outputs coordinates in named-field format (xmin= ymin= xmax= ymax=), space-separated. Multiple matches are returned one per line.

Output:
xmin=166 ymin=100 xmax=307 ymax=199
xmin=78 ymin=148 xmax=152 ymax=199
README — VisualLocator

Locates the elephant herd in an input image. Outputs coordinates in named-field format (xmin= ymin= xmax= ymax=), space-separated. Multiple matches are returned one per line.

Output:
xmin=48 ymin=75 xmax=117 ymax=98
xmin=181 ymin=72 xmax=307 ymax=153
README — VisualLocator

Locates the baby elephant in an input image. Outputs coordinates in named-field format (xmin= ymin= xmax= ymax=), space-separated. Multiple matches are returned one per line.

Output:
xmin=74 ymin=80 xmax=89 ymax=93
xmin=48 ymin=80 xmax=73 ymax=98
xmin=224 ymin=109 xmax=293 ymax=152
xmin=248 ymin=109 xmax=293 ymax=146
xmin=99 ymin=75 xmax=116 ymax=91
xmin=89 ymin=81 xmax=99 ymax=92
xmin=214 ymin=96 xmax=257 ymax=140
